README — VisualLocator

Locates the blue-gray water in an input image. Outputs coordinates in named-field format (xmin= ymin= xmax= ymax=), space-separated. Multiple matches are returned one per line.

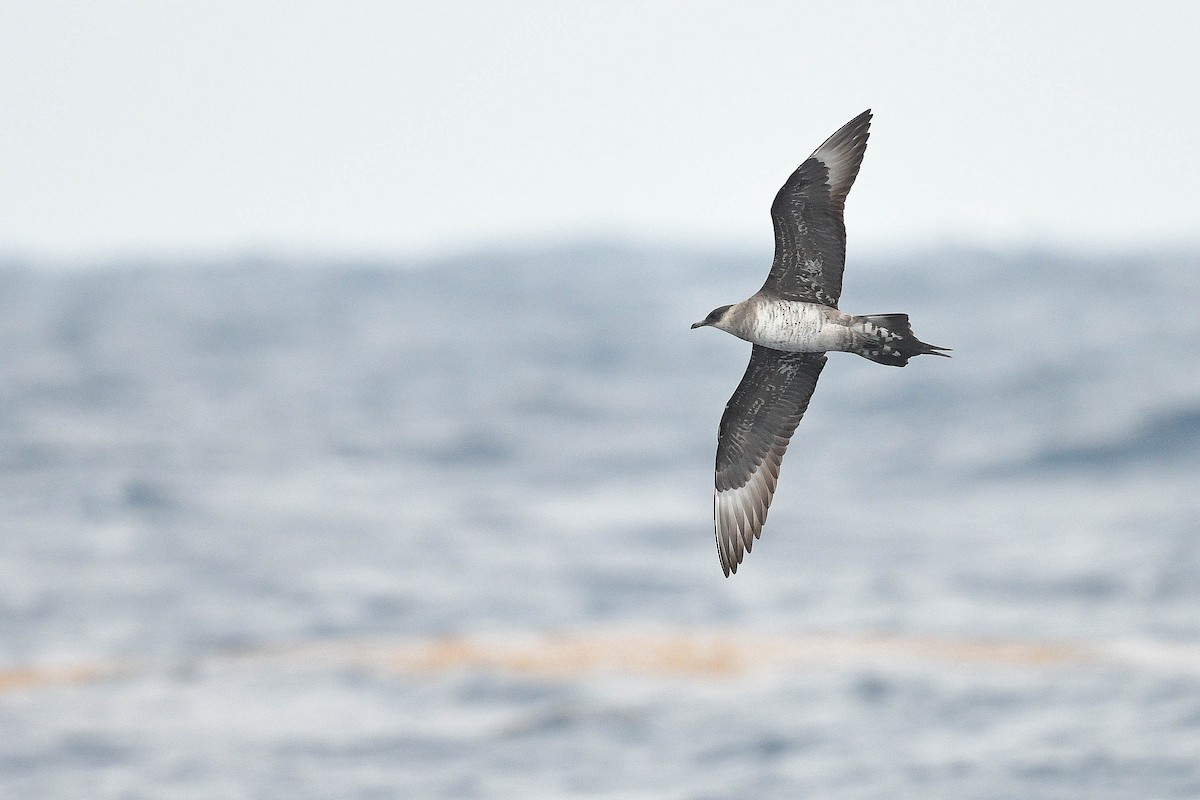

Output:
xmin=2 ymin=244 xmax=1199 ymax=798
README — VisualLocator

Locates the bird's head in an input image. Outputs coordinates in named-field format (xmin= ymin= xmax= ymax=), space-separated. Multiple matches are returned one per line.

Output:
xmin=691 ymin=304 xmax=733 ymax=331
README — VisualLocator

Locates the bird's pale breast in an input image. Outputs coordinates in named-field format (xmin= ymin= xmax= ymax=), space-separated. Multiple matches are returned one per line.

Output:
xmin=742 ymin=299 xmax=853 ymax=353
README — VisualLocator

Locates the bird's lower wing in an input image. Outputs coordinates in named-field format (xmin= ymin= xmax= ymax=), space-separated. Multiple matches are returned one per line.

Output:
xmin=714 ymin=347 xmax=826 ymax=575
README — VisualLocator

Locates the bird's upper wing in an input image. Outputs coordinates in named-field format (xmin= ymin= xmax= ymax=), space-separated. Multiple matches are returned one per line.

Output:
xmin=762 ymin=109 xmax=871 ymax=307
xmin=714 ymin=346 xmax=826 ymax=575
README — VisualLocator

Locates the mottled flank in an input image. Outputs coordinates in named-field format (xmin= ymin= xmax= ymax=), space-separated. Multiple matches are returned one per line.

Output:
xmin=851 ymin=313 xmax=952 ymax=367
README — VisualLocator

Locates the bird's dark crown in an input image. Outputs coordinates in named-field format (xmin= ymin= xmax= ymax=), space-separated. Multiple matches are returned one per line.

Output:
xmin=694 ymin=304 xmax=732 ymax=328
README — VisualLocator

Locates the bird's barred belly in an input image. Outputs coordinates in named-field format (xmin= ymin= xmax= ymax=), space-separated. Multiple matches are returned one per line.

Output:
xmin=744 ymin=301 xmax=853 ymax=352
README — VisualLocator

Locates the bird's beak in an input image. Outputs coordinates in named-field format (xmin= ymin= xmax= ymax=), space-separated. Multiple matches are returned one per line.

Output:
xmin=690 ymin=320 xmax=707 ymax=329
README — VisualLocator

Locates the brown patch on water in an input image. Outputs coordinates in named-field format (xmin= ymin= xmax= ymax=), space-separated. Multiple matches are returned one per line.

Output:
xmin=344 ymin=631 xmax=1090 ymax=679
xmin=0 ymin=663 xmax=117 ymax=692
xmin=0 ymin=631 xmax=1107 ymax=693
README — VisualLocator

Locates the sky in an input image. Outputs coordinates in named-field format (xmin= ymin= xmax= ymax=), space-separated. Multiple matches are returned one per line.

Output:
xmin=1 ymin=1 xmax=1197 ymax=260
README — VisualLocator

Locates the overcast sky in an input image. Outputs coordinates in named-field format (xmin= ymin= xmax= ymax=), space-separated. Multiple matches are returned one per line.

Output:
xmin=2 ymin=1 xmax=1197 ymax=260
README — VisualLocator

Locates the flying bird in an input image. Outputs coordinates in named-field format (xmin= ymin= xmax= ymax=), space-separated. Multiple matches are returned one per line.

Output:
xmin=692 ymin=110 xmax=949 ymax=576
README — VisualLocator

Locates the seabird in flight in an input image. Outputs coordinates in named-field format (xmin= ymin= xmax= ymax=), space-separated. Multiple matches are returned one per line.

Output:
xmin=692 ymin=110 xmax=949 ymax=576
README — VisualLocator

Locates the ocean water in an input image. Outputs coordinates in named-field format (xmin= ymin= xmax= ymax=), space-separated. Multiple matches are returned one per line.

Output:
xmin=1 ymin=243 xmax=1199 ymax=798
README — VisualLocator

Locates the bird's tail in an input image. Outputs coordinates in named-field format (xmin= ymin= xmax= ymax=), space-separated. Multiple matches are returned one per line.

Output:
xmin=852 ymin=313 xmax=951 ymax=367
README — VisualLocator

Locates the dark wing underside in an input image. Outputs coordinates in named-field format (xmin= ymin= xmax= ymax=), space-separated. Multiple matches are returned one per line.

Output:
xmin=762 ymin=109 xmax=871 ymax=307
xmin=714 ymin=347 xmax=826 ymax=575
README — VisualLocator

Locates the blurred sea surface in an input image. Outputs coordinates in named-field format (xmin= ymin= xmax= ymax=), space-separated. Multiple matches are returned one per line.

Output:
xmin=1 ymin=243 xmax=1199 ymax=798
